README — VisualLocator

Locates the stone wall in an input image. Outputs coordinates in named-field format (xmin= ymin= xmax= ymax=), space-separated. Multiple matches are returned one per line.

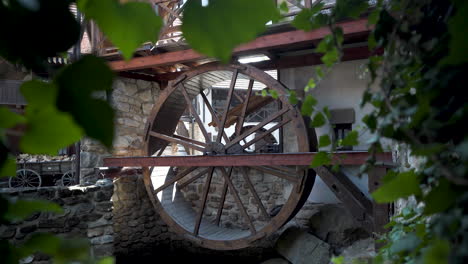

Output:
xmin=0 ymin=183 xmax=114 ymax=261
xmin=111 ymin=169 xmax=280 ymax=262
xmin=180 ymin=167 xmax=291 ymax=229
xmin=80 ymin=77 xmax=160 ymax=184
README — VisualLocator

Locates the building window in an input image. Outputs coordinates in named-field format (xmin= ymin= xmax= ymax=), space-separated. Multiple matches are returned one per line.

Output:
xmin=334 ymin=123 xmax=353 ymax=151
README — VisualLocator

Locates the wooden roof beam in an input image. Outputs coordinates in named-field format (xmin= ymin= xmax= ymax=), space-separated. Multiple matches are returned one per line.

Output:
xmin=109 ymin=18 xmax=370 ymax=72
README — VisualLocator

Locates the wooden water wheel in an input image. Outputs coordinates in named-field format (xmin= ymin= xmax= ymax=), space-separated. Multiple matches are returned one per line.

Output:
xmin=142 ymin=63 xmax=318 ymax=250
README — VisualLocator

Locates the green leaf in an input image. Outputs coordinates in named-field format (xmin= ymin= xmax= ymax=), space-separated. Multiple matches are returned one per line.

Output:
xmin=372 ymin=170 xmax=422 ymax=203
xmin=341 ymin=130 xmax=359 ymax=146
xmin=5 ymin=199 xmax=63 ymax=222
xmin=301 ymin=95 xmax=317 ymax=116
xmin=270 ymin=89 xmax=279 ymax=99
xmin=322 ymin=106 xmax=331 ymax=119
xmin=0 ymin=107 xmax=25 ymax=129
xmin=0 ymin=0 xmax=80 ymax=69
xmin=98 ymin=257 xmax=115 ymax=264
xmin=311 ymin=112 xmax=326 ymax=127
xmin=315 ymin=66 xmax=324 ymax=79
xmin=368 ymin=8 xmax=381 ymax=25
xmin=423 ymin=178 xmax=460 ymax=215
xmin=55 ymin=55 xmax=115 ymax=148
xmin=331 ymin=255 xmax=344 ymax=264
xmin=363 ymin=114 xmax=377 ymax=131
xmin=0 ymin=155 xmax=16 ymax=178
xmin=291 ymin=3 xmax=326 ymax=31
xmin=305 ymin=78 xmax=316 ymax=92
xmin=20 ymin=233 xmax=61 ymax=258
xmin=53 ymin=238 xmax=90 ymax=264
xmin=441 ymin=0 xmax=468 ymax=65
xmin=182 ymin=0 xmax=279 ymax=63
xmin=77 ymin=0 xmax=162 ymax=60
xmin=279 ymin=1 xmax=289 ymax=13
xmin=310 ymin=151 xmax=331 ymax=168
xmin=423 ymin=239 xmax=450 ymax=264
xmin=21 ymin=80 xmax=57 ymax=107
xmin=319 ymin=134 xmax=331 ymax=148
xmin=316 ymin=35 xmax=333 ymax=53
xmin=321 ymin=47 xmax=339 ymax=67
xmin=288 ymin=90 xmax=298 ymax=105
xmin=20 ymin=81 xmax=83 ymax=155
xmin=333 ymin=0 xmax=369 ymax=20
xmin=389 ymin=233 xmax=421 ymax=254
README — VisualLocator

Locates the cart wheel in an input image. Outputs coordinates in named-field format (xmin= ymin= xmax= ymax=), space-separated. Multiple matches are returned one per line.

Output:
xmin=61 ymin=171 xmax=76 ymax=186
xmin=9 ymin=169 xmax=42 ymax=188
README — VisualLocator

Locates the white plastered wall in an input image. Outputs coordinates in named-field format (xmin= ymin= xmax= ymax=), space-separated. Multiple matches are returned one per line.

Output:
xmin=280 ymin=59 xmax=386 ymax=203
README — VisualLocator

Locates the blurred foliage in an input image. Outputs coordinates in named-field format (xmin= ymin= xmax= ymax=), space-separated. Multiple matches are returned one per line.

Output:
xmin=77 ymin=0 xmax=162 ymax=60
xmin=1 ymin=0 xmax=467 ymax=263
xmin=291 ymin=0 xmax=468 ymax=263
xmin=182 ymin=0 xmax=279 ymax=63
xmin=0 ymin=0 xmax=160 ymax=262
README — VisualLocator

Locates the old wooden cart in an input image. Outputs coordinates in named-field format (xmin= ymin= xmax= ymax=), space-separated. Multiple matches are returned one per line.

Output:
xmin=10 ymin=158 xmax=77 ymax=188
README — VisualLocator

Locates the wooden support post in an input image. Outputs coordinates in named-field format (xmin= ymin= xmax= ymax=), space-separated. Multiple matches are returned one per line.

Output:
xmin=368 ymin=167 xmax=391 ymax=235
xmin=314 ymin=166 xmax=374 ymax=232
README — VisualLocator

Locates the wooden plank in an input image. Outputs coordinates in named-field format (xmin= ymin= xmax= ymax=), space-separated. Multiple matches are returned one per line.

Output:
xmin=103 ymin=151 xmax=393 ymax=167
xmin=147 ymin=45 xmax=377 ymax=81
xmin=109 ymin=18 xmax=370 ymax=71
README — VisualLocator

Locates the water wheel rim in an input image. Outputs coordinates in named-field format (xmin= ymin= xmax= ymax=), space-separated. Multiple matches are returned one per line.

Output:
xmin=143 ymin=63 xmax=317 ymax=250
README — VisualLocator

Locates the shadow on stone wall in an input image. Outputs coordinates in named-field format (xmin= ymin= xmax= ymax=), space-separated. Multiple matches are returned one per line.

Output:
xmin=0 ymin=184 xmax=114 ymax=262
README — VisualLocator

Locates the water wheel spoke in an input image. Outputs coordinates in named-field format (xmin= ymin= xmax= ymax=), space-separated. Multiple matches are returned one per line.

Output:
xmin=249 ymin=166 xmax=300 ymax=183
xmin=149 ymin=131 xmax=206 ymax=153
xmin=241 ymin=116 xmax=292 ymax=151
xmin=235 ymin=79 xmax=254 ymax=136
xmin=200 ymin=92 xmax=230 ymax=143
xmin=176 ymin=167 xmax=211 ymax=189
xmin=239 ymin=167 xmax=270 ymax=220
xmin=154 ymin=166 xmax=198 ymax=193
xmin=233 ymin=91 xmax=244 ymax=103
xmin=217 ymin=70 xmax=238 ymax=143
xmin=225 ymin=107 xmax=291 ymax=149
xmin=215 ymin=167 xmax=232 ymax=226
xmin=194 ymin=167 xmax=215 ymax=236
xmin=219 ymin=167 xmax=256 ymax=234
xmin=172 ymin=134 xmax=207 ymax=147
xmin=180 ymin=84 xmax=211 ymax=141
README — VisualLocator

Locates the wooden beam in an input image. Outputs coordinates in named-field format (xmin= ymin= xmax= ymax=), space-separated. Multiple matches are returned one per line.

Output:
xmin=151 ymin=45 xmax=376 ymax=81
xmin=109 ymin=18 xmax=370 ymax=72
xmin=103 ymin=151 xmax=392 ymax=167
xmin=314 ymin=166 xmax=374 ymax=232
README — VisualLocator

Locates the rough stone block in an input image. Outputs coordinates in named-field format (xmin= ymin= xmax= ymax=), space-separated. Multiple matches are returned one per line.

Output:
xmin=88 ymin=218 xmax=110 ymax=228
xmin=276 ymin=227 xmax=330 ymax=264
xmin=0 ymin=226 xmax=16 ymax=239
xmin=91 ymin=235 xmax=114 ymax=245
xmin=88 ymin=227 xmax=104 ymax=238
xmin=261 ymin=258 xmax=290 ymax=264
xmin=38 ymin=219 xmax=66 ymax=229
xmin=341 ymin=238 xmax=375 ymax=264
xmin=307 ymin=204 xmax=369 ymax=247
xmin=93 ymin=244 xmax=114 ymax=257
